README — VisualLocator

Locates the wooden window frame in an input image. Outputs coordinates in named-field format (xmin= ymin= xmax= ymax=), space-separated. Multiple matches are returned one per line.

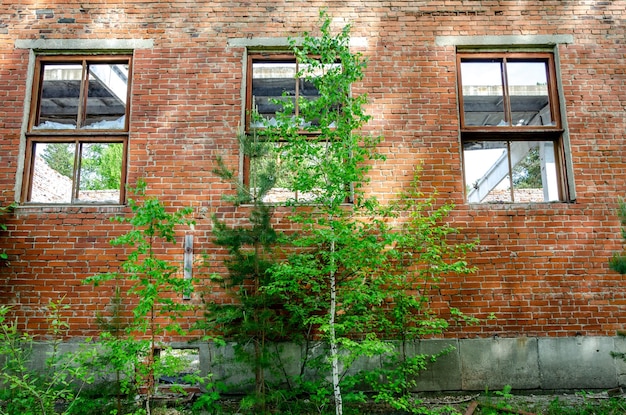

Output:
xmin=245 ymin=53 xmax=308 ymax=133
xmin=457 ymin=51 xmax=571 ymax=203
xmin=243 ymin=53 xmax=323 ymax=192
xmin=457 ymin=52 xmax=562 ymax=133
xmin=243 ymin=52 xmax=352 ymax=204
xmin=22 ymin=54 xmax=132 ymax=205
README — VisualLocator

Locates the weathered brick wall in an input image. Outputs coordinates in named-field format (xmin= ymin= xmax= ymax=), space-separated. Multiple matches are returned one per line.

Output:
xmin=0 ymin=1 xmax=625 ymax=340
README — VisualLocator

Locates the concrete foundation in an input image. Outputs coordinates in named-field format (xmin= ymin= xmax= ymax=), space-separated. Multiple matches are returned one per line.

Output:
xmin=203 ymin=336 xmax=626 ymax=392
xmin=17 ymin=336 xmax=626 ymax=393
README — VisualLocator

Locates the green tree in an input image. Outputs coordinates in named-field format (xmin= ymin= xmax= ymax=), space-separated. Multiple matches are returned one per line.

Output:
xmin=512 ymin=147 xmax=542 ymax=189
xmin=86 ymin=181 xmax=196 ymax=415
xmin=207 ymin=132 xmax=297 ymax=413
xmin=41 ymin=143 xmax=74 ymax=178
xmin=259 ymin=12 xmax=478 ymax=415
xmin=208 ymin=13 xmax=478 ymax=415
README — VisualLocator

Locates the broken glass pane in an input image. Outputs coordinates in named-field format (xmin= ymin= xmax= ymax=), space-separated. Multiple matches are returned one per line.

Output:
xmin=35 ymin=64 xmax=82 ymax=129
xmin=84 ymin=63 xmax=128 ymax=129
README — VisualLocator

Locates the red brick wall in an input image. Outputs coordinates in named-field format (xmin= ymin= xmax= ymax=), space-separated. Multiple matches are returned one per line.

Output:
xmin=0 ymin=1 xmax=625 ymax=339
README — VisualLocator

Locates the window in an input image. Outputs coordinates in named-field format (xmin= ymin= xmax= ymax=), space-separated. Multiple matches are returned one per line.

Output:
xmin=247 ymin=55 xmax=322 ymax=129
xmin=244 ymin=54 xmax=341 ymax=203
xmin=458 ymin=52 xmax=569 ymax=203
xmin=22 ymin=55 xmax=131 ymax=204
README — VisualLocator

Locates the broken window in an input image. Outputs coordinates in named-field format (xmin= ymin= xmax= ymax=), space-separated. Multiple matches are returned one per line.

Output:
xmin=457 ymin=52 xmax=570 ymax=203
xmin=156 ymin=348 xmax=201 ymax=386
xmin=244 ymin=54 xmax=342 ymax=203
xmin=23 ymin=55 xmax=131 ymax=204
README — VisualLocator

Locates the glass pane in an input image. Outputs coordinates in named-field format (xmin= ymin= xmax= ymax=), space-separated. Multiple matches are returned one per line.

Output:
xmin=77 ymin=143 xmax=123 ymax=203
xmin=30 ymin=142 xmax=75 ymax=203
xmin=463 ymin=141 xmax=511 ymax=203
xmin=35 ymin=64 xmax=82 ymax=129
xmin=251 ymin=62 xmax=297 ymax=127
xmin=507 ymin=61 xmax=553 ymax=126
xmin=460 ymin=61 xmax=505 ymax=126
xmin=84 ymin=64 xmax=128 ymax=129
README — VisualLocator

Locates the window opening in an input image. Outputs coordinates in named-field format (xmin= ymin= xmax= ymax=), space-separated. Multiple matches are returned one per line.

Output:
xmin=463 ymin=140 xmax=559 ymax=203
xmin=23 ymin=55 xmax=131 ymax=204
xmin=459 ymin=56 xmax=556 ymax=129
xmin=458 ymin=52 xmax=567 ymax=203
xmin=245 ymin=54 xmax=343 ymax=204
xmin=156 ymin=348 xmax=200 ymax=386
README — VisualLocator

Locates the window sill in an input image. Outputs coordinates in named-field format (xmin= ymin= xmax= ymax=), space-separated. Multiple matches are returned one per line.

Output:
xmin=238 ymin=198 xmax=354 ymax=208
xmin=467 ymin=200 xmax=575 ymax=208
xmin=15 ymin=204 xmax=126 ymax=215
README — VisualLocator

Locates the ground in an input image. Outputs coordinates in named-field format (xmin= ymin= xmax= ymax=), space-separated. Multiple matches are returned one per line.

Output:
xmin=149 ymin=389 xmax=626 ymax=414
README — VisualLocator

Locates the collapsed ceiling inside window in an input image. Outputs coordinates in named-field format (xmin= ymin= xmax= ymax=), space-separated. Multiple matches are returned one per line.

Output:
xmin=35 ymin=63 xmax=128 ymax=129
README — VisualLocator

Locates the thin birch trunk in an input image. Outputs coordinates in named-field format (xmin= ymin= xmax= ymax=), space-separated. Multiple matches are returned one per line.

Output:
xmin=329 ymin=238 xmax=342 ymax=415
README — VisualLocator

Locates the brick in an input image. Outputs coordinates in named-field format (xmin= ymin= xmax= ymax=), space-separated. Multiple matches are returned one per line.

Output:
xmin=0 ymin=0 xmax=625 ymax=340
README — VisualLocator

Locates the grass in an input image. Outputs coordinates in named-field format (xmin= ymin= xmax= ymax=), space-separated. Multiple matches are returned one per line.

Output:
xmin=544 ymin=395 xmax=626 ymax=415
xmin=4 ymin=387 xmax=626 ymax=415
xmin=474 ymin=388 xmax=626 ymax=415
xmin=136 ymin=391 xmax=626 ymax=415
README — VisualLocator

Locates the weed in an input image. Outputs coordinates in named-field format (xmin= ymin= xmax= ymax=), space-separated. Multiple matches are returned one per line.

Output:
xmin=0 ymin=301 xmax=95 ymax=415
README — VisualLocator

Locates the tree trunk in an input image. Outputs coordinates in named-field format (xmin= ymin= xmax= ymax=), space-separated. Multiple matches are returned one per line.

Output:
xmin=329 ymin=238 xmax=342 ymax=415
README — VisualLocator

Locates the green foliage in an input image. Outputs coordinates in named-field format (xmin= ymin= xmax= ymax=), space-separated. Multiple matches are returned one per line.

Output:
xmin=190 ymin=379 xmax=225 ymax=415
xmin=609 ymin=197 xmax=626 ymax=275
xmin=512 ymin=147 xmax=542 ymax=189
xmin=41 ymin=143 xmax=74 ymax=179
xmin=207 ymin=11 xmax=479 ymax=415
xmin=266 ymin=168 xmax=478 ymax=413
xmin=0 ymin=202 xmax=16 ymax=262
xmin=85 ymin=180 xmax=197 ymax=414
xmin=41 ymin=142 xmax=122 ymax=191
xmin=252 ymin=10 xmax=479 ymax=415
xmin=546 ymin=395 xmax=626 ymax=415
xmin=0 ymin=301 xmax=96 ymax=415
